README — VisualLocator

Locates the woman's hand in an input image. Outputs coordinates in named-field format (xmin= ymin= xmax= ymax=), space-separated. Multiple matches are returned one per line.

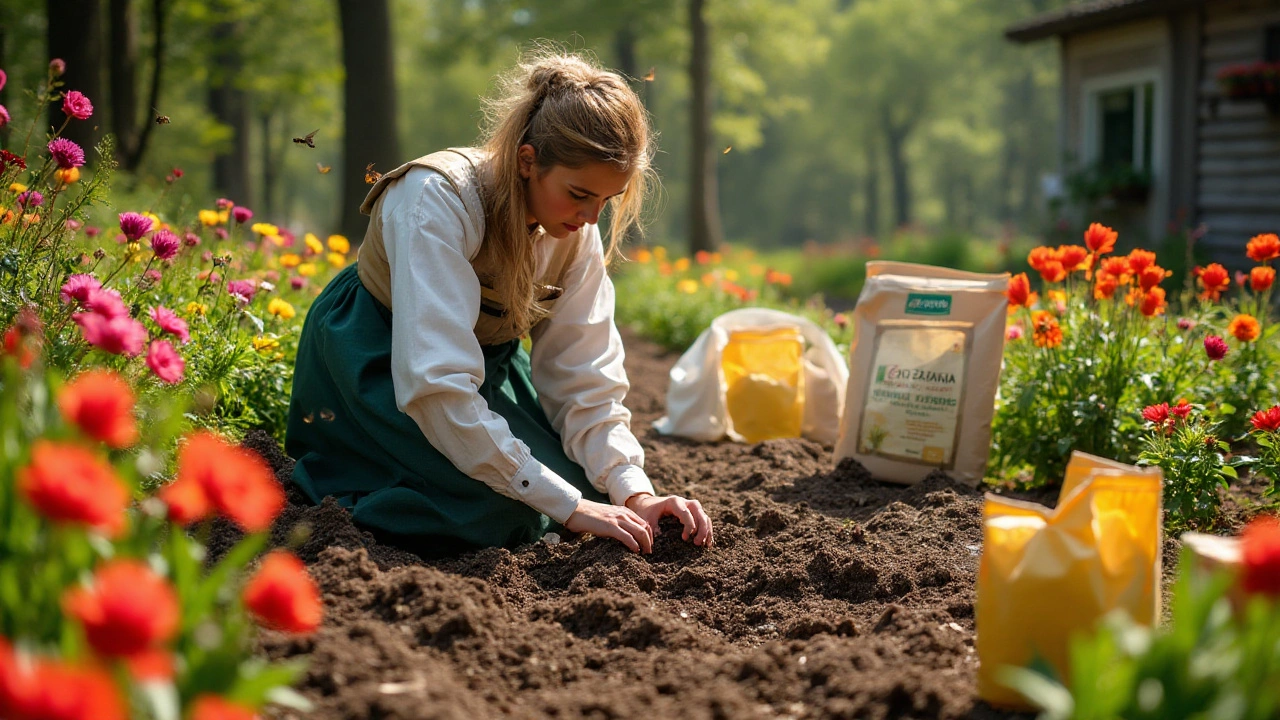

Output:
xmin=624 ymin=493 xmax=713 ymax=547
xmin=564 ymin=499 xmax=653 ymax=553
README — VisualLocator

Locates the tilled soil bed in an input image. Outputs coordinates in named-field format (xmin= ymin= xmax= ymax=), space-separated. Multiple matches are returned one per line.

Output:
xmin=226 ymin=329 xmax=1263 ymax=720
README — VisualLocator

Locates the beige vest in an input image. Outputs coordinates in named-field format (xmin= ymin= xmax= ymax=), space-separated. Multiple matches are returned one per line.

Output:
xmin=356 ymin=148 xmax=580 ymax=346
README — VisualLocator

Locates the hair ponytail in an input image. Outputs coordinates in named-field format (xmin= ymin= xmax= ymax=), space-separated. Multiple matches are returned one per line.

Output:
xmin=478 ymin=48 xmax=655 ymax=334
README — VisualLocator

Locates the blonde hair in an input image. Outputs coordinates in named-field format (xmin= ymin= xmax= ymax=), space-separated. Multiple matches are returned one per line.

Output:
xmin=479 ymin=50 xmax=655 ymax=333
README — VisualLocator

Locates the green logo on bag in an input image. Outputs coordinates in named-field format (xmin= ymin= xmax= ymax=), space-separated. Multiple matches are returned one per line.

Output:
xmin=905 ymin=293 xmax=951 ymax=315
xmin=876 ymin=365 xmax=886 ymax=383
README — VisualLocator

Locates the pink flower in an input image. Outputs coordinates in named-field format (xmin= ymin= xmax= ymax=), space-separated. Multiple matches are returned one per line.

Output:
xmin=150 ymin=229 xmax=179 ymax=260
xmin=60 ymin=274 xmax=102 ymax=305
xmin=216 ymin=198 xmax=234 ymax=210
xmin=0 ymin=105 xmax=9 ymax=129
xmin=47 ymin=138 xmax=85 ymax=169
xmin=183 ymin=232 xmax=200 ymax=247
xmin=74 ymin=312 xmax=147 ymax=356
xmin=1176 ymin=317 xmax=1195 ymax=331
xmin=226 ymin=279 xmax=256 ymax=302
xmin=16 ymin=190 xmax=43 ymax=208
xmin=290 ymin=276 xmax=307 ymax=290
xmin=143 ymin=269 xmax=162 ymax=284
xmin=61 ymin=90 xmax=93 ymax=120
xmin=0 ymin=69 xmax=6 ymax=92
xmin=146 ymin=340 xmax=184 ymax=384
xmin=1006 ymin=325 xmax=1024 ymax=341
xmin=85 ymin=226 xmax=100 ymax=238
xmin=149 ymin=306 xmax=189 ymax=344
xmin=84 ymin=287 xmax=128 ymax=318
xmin=1204 ymin=335 xmax=1229 ymax=361
xmin=214 ymin=228 xmax=228 ymax=241
xmin=50 ymin=58 xmax=66 ymax=76
xmin=66 ymin=218 xmax=83 ymax=231
xmin=118 ymin=212 xmax=153 ymax=241
xmin=172 ymin=167 xmax=183 ymax=178
xmin=231 ymin=206 xmax=253 ymax=224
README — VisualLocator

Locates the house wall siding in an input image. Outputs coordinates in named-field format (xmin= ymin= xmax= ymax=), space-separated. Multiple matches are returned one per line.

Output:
xmin=1196 ymin=0 xmax=1280 ymax=264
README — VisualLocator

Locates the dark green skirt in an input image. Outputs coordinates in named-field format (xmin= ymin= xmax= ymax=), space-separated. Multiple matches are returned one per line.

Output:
xmin=285 ymin=264 xmax=605 ymax=557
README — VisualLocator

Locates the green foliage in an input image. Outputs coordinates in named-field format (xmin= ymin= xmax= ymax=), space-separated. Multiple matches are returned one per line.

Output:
xmin=1136 ymin=408 xmax=1237 ymax=528
xmin=1002 ymin=551 xmax=1280 ymax=720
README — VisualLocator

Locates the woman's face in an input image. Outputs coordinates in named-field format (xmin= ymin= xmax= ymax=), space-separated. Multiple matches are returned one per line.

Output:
xmin=519 ymin=144 xmax=630 ymax=239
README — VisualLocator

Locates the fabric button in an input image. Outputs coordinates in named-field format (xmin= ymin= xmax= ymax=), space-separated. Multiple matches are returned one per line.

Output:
xmin=522 ymin=480 xmax=530 ymax=487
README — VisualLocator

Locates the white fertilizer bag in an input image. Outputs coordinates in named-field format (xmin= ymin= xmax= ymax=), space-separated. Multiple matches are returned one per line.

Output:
xmin=835 ymin=262 xmax=1008 ymax=486
xmin=654 ymin=308 xmax=849 ymax=445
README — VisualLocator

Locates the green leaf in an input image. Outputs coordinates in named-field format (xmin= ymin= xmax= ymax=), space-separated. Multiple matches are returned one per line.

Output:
xmin=998 ymin=666 xmax=1074 ymax=719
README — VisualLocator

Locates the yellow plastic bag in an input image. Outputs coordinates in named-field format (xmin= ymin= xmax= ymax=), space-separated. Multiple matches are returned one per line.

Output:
xmin=721 ymin=326 xmax=805 ymax=443
xmin=976 ymin=452 xmax=1163 ymax=709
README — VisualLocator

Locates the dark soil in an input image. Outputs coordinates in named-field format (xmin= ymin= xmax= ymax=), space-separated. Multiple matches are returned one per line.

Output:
xmin=227 ymin=329 xmax=1268 ymax=720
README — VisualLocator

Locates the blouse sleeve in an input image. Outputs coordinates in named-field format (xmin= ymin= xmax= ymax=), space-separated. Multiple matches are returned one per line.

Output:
xmin=381 ymin=167 xmax=583 ymax=523
xmin=528 ymin=224 xmax=657 ymax=507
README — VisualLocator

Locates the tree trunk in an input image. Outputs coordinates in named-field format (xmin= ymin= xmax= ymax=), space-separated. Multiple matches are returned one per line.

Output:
xmin=614 ymin=23 xmax=645 ymax=246
xmin=207 ymin=10 xmax=251 ymax=206
xmin=688 ymin=0 xmax=722 ymax=254
xmin=260 ymin=111 xmax=276 ymax=219
xmin=108 ymin=0 xmax=166 ymax=170
xmin=881 ymin=107 xmax=913 ymax=229
xmin=863 ymin=135 xmax=880 ymax=237
xmin=47 ymin=0 xmax=105 ymax=160
xmin=337 ymin=0 xmax=400 ymax=244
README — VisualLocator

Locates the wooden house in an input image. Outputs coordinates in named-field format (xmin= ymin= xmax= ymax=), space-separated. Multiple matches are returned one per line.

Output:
xmin=1007 ymin=0 xmax=1280 ymax=266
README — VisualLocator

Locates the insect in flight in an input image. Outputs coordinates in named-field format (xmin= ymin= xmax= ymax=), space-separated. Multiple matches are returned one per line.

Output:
xmin=293 ymin=129 xmax=319 ymax=148
xmin=364 ymin=163 xmax=381 ymax=184
xmin=317 ymin=162 xmax=331 ymax=174
xmin=642 ymin=67 xmax=656 ymax=82
xmin=153 ymin=107 xmax=170 ymax=124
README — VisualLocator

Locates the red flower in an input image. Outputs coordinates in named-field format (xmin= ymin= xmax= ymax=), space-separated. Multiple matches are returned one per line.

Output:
xmin=1126 ymin=248 xmax=1157 ymax=275
xmin=1241 ymin=515 xmax=1280 ymax=597
xmin=694 ymin=250 xmax=711 ymax=265
xmin=1094 ymin=273 xmax=1120 ymax=300
xmin=1170 ymin=399 xmax=1193 ymax=421
xmin=62 ymin=560 xmax=179 ymax=659
xmin=1138 ymin=287 xmax=1167 ymax=317
xmin=1250 ymin=265 xmax=1275 ymax=292
xmin=190 ymin=694 xmax=260 ymax=720
xmin=1251 ymin=405 xmax=1280 ymax=432
xmin=1027 ymin=246 xmax=1060 ymax=274
xmin=1246 ymin=233 xmax=1280 ymax=263
xmin=1137 ymin=265 xmax=1169 ymax=292
xmin=1204 ymin=335 xmax=1229 ymax=361
xmin=161 ymin=431 xmax=283 ymax=532
xmin=1031 ymin=311 xmax=1063 ymax=349
xmin=1037 ymin=260 xmax=1067 ymax=284
xmin=243 ymin=551 xmax=323 ymax=634
xmin=17 ymin=441 xmax=128 ymax=536
xmin=1228 ymin=313 xmax=1261 ymax=342
xmin=1083 ymin=223 xmax=1117 ymax=255
xmin=57 ymin=370 xmax=138 ymax=449
xmin=1006 ymin=272 xmax=1033 ymax=307
xmin=1141 ymin=403 xmax=1170 ymax=426
xmin=1099 ymin=256 xmax=1132 ymax=283
xmin=1197 ymin=263 xmax=1231 ymax=300
xmin=2 ymin=324 xmax=36 ymax=369
xmin=0 ymin=639 xmax=127 ymax=720
xmin=1057 ymin=245 xmax=1089 ymax=272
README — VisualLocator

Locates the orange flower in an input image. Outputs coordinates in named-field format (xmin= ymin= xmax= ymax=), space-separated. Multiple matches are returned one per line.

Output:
xmin=1246 ymin=233 xmax=1280 ymax=263
xmin=1126 ymin=248 xmax=1156 ymax=275
xmin=1027 ymin=246 xmax=1061 ymax=274
xmin=1241 ymin=515 xmax=1280 ymax=597
xmin=1083 ymin=223 xmax=1118 ymax=255
xmin=0 ymin=639 xmax=128 ymax=720
xmin=1138 ymin=287 xmax=1167 ymax=317
xmin=63 ymin=559 xmax=179 ymax=659
xmin=1227 ymin=313 xmax=1261 ymax=342
xmin=1006 ymin=273 xmax=1034 ymax=308
xmin=1057 ymin=245 xmax=1089 ymax=272
xmin=1250 ymin=265 xmax=1275 ymax=292
xmin=1038 ymin=260 xmax=1067 ymax=284
xmin=1198 ymin=263 xmax=1231 ymax=300
xmin=191 ymin=694 xmax=260 ymax=720
xmin=243 ymin=551 xmax=323 ymax=634
xmin=1136 ymin=264 xmax=1169 ymax=292
xmin=161 ymin=431 xmax=284 ymax=532
xmin=1031 ymin=311 xmax=1063 ymax=349
xmin=57 ymin=369 xmax=138 ymax=449
xmin=2 ymin=325 xmax=35 ymax=369
xmin=1094 ymin=273 xmax=1120 ymax=300
xmin=1099 ymin=256 xmax=1132 ymax=283
xmin=694 ymin=250 xmax=711 ymax=265
xmin=17 ymin=440 xmax=128 ymax=536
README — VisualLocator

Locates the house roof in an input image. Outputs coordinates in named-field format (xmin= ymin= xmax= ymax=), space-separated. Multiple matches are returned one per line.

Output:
xmin=1005 ymin=0 xmax=1206 ymax=43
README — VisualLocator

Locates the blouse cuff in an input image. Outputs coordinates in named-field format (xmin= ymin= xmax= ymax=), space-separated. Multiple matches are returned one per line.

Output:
xmin=605 ymin=464 xmax=656 ymax=507
xmin=510 ymin=456 xmax=583 ymax=524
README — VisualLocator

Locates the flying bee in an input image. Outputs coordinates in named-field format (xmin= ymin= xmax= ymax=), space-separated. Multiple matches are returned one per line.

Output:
xmin=152 ymin=107 xmax=170 ymax=124
xmin=292 ymin=129 xmax=319 ymax=148
xmin=723 ymin=145 xmax=732 ymax=154
xmin=364 ymin=163 xmax=381 ymax=184
xmin=317 ymin=162 xmax=332 ymax=174
xmin=642 ymin=67 xmax=656 ymax=82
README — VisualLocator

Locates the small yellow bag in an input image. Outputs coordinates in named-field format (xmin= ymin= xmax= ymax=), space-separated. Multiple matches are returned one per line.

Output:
xmin=976 ymin=452 xmax=1163 ymax=709
xmin=721 ymin=326 xmax=805 ymax=443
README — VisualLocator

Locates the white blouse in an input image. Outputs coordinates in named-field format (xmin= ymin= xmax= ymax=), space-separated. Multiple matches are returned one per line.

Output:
xmin=379 ymin=166 xmax=655 ymax=524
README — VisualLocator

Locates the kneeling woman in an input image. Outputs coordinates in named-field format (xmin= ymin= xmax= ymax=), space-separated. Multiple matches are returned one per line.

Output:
xmin=286 ymin=52 xmax=712 ymax=558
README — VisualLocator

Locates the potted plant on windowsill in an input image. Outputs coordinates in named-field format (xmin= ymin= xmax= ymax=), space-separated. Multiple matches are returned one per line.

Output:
xmin=1217 ymin=60 xmax=1280 ymax=114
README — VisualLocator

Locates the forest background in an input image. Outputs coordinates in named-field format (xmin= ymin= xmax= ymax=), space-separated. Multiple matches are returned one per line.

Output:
xmin=3 ymin=0 xmax=1073 ymax=257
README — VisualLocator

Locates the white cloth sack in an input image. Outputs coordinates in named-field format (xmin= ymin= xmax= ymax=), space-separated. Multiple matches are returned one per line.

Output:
xmin=653 ymin=308 xmax=849 ymax=445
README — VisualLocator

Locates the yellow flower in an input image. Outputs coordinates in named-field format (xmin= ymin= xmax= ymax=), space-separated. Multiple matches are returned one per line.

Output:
xmin=279 ymin=253 xmax=302 ymax=268
xmin=748 ymin=264 xmax=765 ymax=277
xmin=653 ymin=246 xmax=668 ymax=261
xmin=634 ymin=248 xmax=653 ymax=264
xmin=327 ymin=252 xmax=346 ymax=269
xmin=185 ymin=302 xmax=208 ymax=317
xmin=141 ymin=211 xmax=162 ymax=226
xmin=55 ymin=167 xmax=81 ymax=185
xmin=297 ymin=262 xmax=318 ymax=277
xmin=198 ymin=210 xmax=220 ymax=227
xmin=327 ymin=234 xmax=350 ymax=254
xmin=267 ymin=297 xmax=296 ymax=320
xmin=9 ymin=183 xmax=28 ymax=193
xmin=251 ymin=222 xmax=279 ymax=237
xmin=126 ymin=241 xmax=142 ymax=259
xmin=674 ymin=258 xmax=690 ymax=273
xmin=304 ymin=233 xmax=324 ymax=255
xmin=252 ymin=336 xmax=280 ymax=353
xmin=725 ymin=269 xmax=739 ymax=282
xmin=218 ymin=209 xmax=230 ymax=225
xmin=676 ymin=279 xmax=699 ymax=294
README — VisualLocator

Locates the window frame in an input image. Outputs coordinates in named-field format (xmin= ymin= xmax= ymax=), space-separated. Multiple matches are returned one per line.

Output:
xmin=1081 ymin=68 xmax=1163 ymax=176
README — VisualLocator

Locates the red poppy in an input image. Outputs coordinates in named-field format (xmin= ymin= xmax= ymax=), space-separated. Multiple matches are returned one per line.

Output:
xmin=62 ymin=559 xmax=179 ymax=659
xmin=1006 ymin=272 xmax=1033 ymax=307
xmin=242 ymin=551 xmax=323 ymax=634
xmin=1250 ymin=265 xmax=1275 ymax=292
xmin=1136 ymin=265 xmax=1169 ymax=292
xmin=1094 ymin=273 xmax=1120 ymax=300
xmin=0 ymin=639 xmax=128 ymax=720
xmin=1138 ymin=287 xmax=1167 ymax=317
xmin=1246 ymin=233 xmax=1280 ymax=263
xmin=1099 ymin=256 xmax=1132 ymax=282
xmin=1126 ymin=249 xmax=1157 ymax=275
xmin=1252 ymin=405 xmax=1280 ymax=433
xmin=1198 ymin=263 xmax=1231 ymax=300
xmin=1241 ymin=515 xmax=1280 ymax=597
xmin=17 ymin=440 xmax=128 ymax=536
xmin=165 ymin=431 xmax=284 ymax=533
xmin=190 ymin=694 xmax=260 ymax=720
xmin=1037 ymin=260 xmax=1067 ymax=284
xmin=1083 ymin=223 xmax=1117 ymax=255
xmin=57 ymin=370 xmax=138 ymax=449
xmin=2 ymin=325 xmax=36 ymax=369
xmin=1027 ymin=246 xmax=1060 ymax=274
xmin=1057 ymin=245 xmax=1089 ymax=272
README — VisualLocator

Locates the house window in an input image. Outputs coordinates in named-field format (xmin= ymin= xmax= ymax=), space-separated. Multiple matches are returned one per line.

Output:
xmin=1083 ymin=70 xmax=1161 ymax=175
